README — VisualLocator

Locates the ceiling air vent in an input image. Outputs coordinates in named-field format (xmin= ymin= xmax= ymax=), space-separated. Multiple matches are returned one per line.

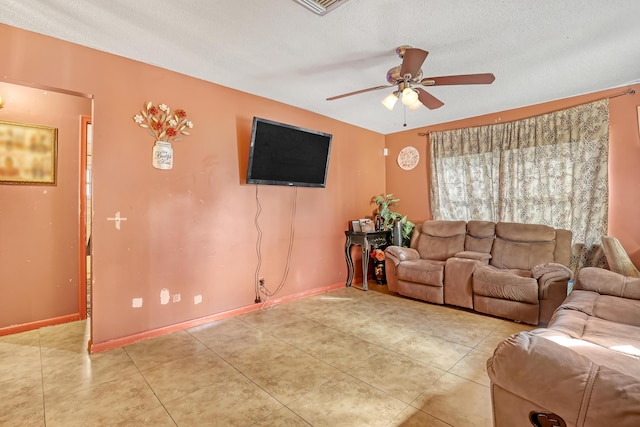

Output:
xmin=293 ymin=0 xmax=350 ymax=16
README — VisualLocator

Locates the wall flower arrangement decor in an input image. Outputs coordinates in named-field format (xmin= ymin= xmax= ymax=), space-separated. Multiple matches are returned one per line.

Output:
xmin=133 ymin=102 xmax=194 ymax=170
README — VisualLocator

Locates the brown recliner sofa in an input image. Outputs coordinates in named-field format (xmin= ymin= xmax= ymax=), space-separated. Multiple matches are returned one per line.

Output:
xmin=487 ymin=267 xmax=640 ymax=426
xmin=384 ymin=220 xmax=573 ymax=325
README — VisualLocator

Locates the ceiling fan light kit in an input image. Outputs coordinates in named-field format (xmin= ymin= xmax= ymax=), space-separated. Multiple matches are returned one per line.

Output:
xmin=328 ymin=45 xmax=495 ymax=117
xmin=408 ymin=98 xmax=423 ymax=111
xmin=381 ymin=92 xmax=399 ymax=110
xmin=401 ymin=87 xmax=419 ymax=106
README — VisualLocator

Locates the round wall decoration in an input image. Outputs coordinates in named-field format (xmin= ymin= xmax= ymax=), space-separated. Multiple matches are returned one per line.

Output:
xmin=397 ymin=146 xmax=420 ymax=170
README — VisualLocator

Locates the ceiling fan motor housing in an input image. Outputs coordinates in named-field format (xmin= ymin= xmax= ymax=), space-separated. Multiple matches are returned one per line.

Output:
xmin=395 ymin=45 xmax=412 ymax=58
xmin=386 ymin=66 xmax=423 ymax=84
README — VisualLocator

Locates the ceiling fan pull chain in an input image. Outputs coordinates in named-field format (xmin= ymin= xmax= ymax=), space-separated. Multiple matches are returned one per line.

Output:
xmin=403 ymin=104 xmax=407 ymax=127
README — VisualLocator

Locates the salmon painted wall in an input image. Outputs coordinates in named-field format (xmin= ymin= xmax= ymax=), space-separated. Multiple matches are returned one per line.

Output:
xmin=0 ymin=81 xmax=91 ymax=328
xmin=0 ymin=24 xmax=385 ymax=345
xmin=385 ymin=85 xmax=640 ymax=266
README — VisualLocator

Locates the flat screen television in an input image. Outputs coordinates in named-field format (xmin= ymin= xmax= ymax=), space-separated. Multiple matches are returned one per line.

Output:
xmin=246 ymin=117 xmax=333 ymax=188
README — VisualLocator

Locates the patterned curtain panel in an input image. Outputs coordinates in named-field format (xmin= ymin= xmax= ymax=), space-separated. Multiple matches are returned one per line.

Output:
xmin=430 ymin=99 xmax=609 ymax=270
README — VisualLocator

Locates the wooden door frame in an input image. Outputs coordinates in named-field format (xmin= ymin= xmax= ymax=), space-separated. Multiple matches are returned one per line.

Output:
xmin=78 ymin=115 xmax=91 ymax=320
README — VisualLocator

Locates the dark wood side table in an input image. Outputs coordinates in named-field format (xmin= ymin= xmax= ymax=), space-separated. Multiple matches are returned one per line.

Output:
xmin=344 ymin=230 xmax=390 ymax=291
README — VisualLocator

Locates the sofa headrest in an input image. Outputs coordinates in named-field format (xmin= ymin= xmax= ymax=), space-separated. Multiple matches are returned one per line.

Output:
xmin=467 ymin=221 xmax=496 ymax=238
xmin=421 ymin=220 xmax=467 ymax=237
xmin=496 ymin=222 xmax=556 ymax=242
xmin=465 ymin=221 xmax=496 ymax=253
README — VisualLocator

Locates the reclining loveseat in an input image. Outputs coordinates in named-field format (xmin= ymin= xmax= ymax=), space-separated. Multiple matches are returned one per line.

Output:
xmin=487 ymin=267 xmax=640 ymax=426
xmin=384 ymin=220 xmax=573 ymax=325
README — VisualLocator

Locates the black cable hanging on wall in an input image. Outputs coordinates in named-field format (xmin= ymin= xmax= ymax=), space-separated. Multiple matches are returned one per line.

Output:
xmin=253 ymin=185 xmax=297 ymax=306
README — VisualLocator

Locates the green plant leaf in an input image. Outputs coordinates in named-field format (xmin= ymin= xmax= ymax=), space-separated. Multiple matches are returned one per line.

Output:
xmin=370 ymin=194 xmax=415 ymax=245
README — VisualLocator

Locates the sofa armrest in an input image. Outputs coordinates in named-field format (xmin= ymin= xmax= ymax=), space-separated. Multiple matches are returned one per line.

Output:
xmin=454 ymin=250 xmax=491 ymax=262
xmin=532 ymin=262 xmax=573 ymax=280
xmin=384 ymin=246 xmax=420 ymax=265
xmin=487 ymin=331 xmax=640 ymax=427
xmin=384 ymin=246 xmax=420 ymax=294
xmin=531 ymin=263 xmax=571 ymax=299
xmin=576 ymin=267 xmax=640 ymax=299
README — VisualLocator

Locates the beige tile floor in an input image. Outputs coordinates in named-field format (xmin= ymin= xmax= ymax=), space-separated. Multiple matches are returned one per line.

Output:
xmin=0 ymin=286 xmax=533 ymax=426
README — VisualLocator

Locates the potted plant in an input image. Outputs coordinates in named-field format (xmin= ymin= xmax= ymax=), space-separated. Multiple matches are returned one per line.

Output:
xmin=371 ymin=194 xmax=415 ymax=246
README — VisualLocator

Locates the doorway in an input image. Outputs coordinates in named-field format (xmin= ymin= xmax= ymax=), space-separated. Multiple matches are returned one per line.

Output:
xmin=80 ymin=115 xmax=93 ymax=318
xmin=0 ymin=80 xmax=92 ymax=335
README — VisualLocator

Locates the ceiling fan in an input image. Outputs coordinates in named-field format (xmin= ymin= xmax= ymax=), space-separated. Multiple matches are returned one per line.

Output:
xmin=327 ymin=45 xmax=495 ymax=111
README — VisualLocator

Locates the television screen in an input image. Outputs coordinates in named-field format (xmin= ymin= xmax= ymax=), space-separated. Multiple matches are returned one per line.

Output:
xmin=246 ymin=117 xmax=332 ymax=188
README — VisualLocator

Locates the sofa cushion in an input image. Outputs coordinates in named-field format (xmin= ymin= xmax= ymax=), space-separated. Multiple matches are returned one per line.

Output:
xmin=541 ymin=310 xmax=640 ymax=358
xmin=417 ymin=220 xmax=466 ymax=261
xmin=473 ymin=266 xmax=538 ymax=304
xmin=421 ymin=220 xmax=467 ymax=237
xmin=556 ymin=288 xmax=640 ymax=328
xmin=396 ymin=259 xmax=444 ymax=286
xmin=491 ymin=238 xmax=555 ymax=270
xmin=495 ymin=222 xmax=556 ymax=242
xmin=465 ymin=220 xmax=495 ymax=253
xmin=536 ymin=296 xmax=640 ymax=379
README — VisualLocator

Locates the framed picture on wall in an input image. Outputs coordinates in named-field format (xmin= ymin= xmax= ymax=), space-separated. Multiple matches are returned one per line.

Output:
xmin=0 ymin=120 xmax=58 ymax=185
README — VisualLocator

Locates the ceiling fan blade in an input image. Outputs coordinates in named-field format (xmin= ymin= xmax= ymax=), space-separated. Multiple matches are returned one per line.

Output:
xmin=326 ymin=85 xmax=393 ymax=101
xmin=399 ymin=48 xmax=428 ymax=79
xmin=416 ymin=88 xmax=444 ymax=110
xmin=421 ymin=73 xmax=495 ymax=86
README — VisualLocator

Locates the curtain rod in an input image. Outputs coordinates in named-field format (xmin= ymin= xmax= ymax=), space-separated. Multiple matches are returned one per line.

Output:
xmin=416 ymin=88 xmax=636 ymax=137
xmin=612 ymin=88 xmax=636 ymax=98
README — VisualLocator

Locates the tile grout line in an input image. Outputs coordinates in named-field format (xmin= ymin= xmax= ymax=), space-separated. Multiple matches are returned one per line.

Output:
xmin=38 ymin=328 xmax=47 ymax=426
xmin=121 ymin=344 xmax=179 ymax=426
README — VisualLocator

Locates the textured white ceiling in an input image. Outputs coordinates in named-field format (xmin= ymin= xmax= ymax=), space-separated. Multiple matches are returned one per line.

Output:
xmin=2 ymin=0 xmax=640 ymax=134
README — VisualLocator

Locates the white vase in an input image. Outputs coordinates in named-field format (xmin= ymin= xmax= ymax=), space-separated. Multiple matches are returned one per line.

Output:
xmin=152 ymin=141 xmax=173 ymax=170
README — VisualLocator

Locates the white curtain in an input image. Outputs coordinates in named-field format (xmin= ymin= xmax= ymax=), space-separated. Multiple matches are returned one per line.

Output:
xmin=430 ymin=99 xmax=609 ymax=269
